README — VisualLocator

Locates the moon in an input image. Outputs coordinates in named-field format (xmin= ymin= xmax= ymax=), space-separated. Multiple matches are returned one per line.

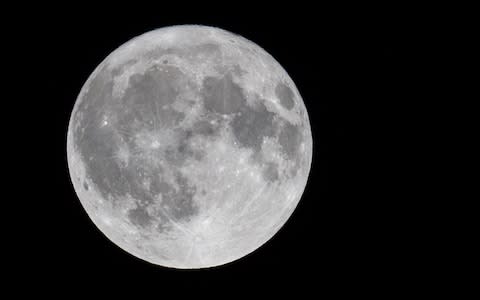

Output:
xmin=67 ymin=25 xmax=312 ymax=269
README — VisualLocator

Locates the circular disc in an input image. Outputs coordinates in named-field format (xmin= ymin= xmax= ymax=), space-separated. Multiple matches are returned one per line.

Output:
xmin=67 ymin=25 xmax=312 ymax=268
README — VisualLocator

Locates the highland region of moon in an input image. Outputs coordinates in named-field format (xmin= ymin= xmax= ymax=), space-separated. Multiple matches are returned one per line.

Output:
xmin=67 ymin=25 xmax=312 ymax=269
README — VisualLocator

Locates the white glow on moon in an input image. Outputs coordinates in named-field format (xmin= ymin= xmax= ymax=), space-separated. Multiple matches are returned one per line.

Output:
xmin=67 ymin=25 xmax=312 ymax=269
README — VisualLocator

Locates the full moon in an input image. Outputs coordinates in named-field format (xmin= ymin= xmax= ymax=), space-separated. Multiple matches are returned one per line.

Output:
xmin=67 ymin=25 xmax=312 ymax=269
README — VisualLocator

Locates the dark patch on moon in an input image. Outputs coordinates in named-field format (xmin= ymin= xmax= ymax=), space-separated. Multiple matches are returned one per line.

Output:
xmin=107 ymin=65 xmax=187 ymax=149
xmin=164 ymin=137 xmax=192 ymax=166
xmin=170 ymin=173 xmax=198 ymax=220
xmin=128 ymin=65 xmax=181 ymax=106
xmin=74 ymin=69 xmax=113 ymax=145
xmin=72 ymin=60 xmax=202 ymax=229
xmin=128 ymin=205 xmax=153 ymax=228
xmin=154 ymin=173 xmax=199 ymax=222
xmin=83 ymin=182 xmax=89 ymax=191
xmin=278 ymin=121 xmax=302 ymax=159
xmin=230 ymin=99 xmax=276 ymax=153
xmin=200 ymin=71 xmax=284 ymax=176
xmin=156 ymin=219 xmax=172 ymax=233
xmin=262 ymin=161 xmax=279 ymax=182
xmin=192 ymin=119 xmax=218 ymax=136
xmin=164 ymin=127 xmax=209 ymax=165
xmin=201 ymin=74 xmax=245 ymax=114
xmin=122 ymin=161 xmax=158 ymax=205
xmin=73 ymin=78 xmax=135 ymax=202
xmin=192 ymin=43 xmax=221 ymax=57
xmin=275 ymin=82 xmax=295 ymax=110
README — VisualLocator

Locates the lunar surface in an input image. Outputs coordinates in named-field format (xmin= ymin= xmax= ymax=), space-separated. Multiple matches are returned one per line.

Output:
xmin=67 ymin=25 xmax=312 ymax=269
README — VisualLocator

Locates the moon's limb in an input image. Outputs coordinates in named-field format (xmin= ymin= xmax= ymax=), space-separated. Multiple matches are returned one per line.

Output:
xmin=67 ymin=25 xmax=312 ymax=268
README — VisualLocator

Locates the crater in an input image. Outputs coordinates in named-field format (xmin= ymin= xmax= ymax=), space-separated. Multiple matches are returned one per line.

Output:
xmin=275 ymin=82 xmax=295 ymax=110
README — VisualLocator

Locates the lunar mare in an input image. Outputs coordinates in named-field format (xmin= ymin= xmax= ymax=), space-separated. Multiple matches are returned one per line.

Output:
xmin=67 ymin=25 xmax=312 ymax=268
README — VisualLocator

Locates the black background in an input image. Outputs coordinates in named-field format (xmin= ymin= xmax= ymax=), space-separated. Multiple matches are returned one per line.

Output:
xmin=12 ymin=3 xmax=436 ymax=295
